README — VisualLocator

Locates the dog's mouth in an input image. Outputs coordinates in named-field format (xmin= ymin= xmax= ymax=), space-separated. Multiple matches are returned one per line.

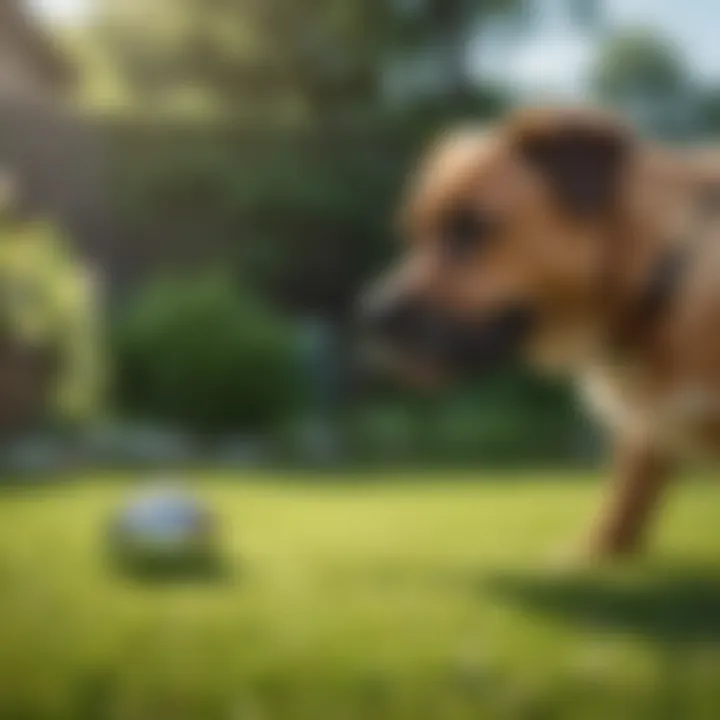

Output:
xmin=359 ymin=302 xmax=535 ymax=384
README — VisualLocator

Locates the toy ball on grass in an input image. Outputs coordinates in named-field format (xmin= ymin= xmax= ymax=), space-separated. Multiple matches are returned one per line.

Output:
xmin=108 ymin=483 xmax=222 ymax=577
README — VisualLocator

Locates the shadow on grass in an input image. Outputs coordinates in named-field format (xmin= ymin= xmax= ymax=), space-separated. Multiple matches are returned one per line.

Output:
xmin=486 ymin=564 xmax=720 ymax=644
xmin=109 ymin=550 xmax=233 ymax=585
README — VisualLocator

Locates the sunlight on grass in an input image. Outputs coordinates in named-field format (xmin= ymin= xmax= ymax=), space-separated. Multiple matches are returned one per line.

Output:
xmin=0 ymin=472 xmax=719 ymax=718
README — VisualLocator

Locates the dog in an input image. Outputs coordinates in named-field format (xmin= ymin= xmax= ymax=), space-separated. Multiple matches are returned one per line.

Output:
xmin=360 ymin=107 xmax=720 ymax=561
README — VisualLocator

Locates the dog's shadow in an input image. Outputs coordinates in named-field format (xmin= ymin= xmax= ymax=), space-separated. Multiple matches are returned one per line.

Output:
xmin=485 ymin=563 xmax=720 ymax=644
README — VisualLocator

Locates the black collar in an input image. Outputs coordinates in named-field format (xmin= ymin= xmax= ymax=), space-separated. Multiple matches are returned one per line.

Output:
xmin=632 ymin=245 xmax=687 ymax=330
xmin=611 ymin=244 xmax=687 ymax=351
xmin=613 ymin=180 xmax=720 ymax=349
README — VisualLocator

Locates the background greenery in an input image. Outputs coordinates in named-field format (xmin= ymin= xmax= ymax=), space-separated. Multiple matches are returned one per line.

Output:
xmin=103 ymin=111 xmax=593 ymax=463
xmin=0 ymin=0 xmax=700 ymax=461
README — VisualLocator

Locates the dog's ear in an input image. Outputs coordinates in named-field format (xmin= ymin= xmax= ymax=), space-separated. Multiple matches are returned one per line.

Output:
xmin=512 ymin=110 xmax=632 ymax=217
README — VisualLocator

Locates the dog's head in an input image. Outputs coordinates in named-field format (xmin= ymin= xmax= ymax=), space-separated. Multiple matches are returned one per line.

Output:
xmin=360 ymin=108 xmax=635 ymax=383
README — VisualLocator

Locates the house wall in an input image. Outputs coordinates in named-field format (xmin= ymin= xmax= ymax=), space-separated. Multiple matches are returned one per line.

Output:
xmin=0 ymin=15 xmax=109 ymax=270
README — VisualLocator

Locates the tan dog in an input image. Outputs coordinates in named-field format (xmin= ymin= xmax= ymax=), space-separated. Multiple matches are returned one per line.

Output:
xmin=361 ymin=107 xmax=720 ymax=561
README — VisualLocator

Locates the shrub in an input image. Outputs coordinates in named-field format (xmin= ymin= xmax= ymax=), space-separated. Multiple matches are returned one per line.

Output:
xmin=0 ymin=218 xmax=101 ymax=429
xmin=113 ymin=273 xmax=299 ymax=434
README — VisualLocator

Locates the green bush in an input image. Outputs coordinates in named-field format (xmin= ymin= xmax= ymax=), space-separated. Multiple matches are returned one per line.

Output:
xmin=348 ymin=369 xmax=590 ymax=465
xmin=113 ymin=273 xmax=300 ymax=434
xmin=0 ymin=218 xmax=101 ymax=428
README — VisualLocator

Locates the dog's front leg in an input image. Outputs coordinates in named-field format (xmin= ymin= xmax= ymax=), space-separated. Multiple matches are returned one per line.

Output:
xmin=586 ymin=439 xmax=675 ymax=559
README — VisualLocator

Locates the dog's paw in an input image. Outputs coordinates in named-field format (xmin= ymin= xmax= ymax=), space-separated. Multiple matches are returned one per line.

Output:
xmin=547 ymin=538 xmax=641 ymax=573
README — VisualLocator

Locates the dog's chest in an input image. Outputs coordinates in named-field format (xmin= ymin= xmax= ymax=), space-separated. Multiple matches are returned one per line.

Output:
xmin=579 ymin=364 xmax=720 ymax=453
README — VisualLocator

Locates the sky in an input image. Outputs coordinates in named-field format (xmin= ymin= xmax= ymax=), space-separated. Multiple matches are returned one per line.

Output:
xmin=473 ymin=0 xmax=720 ymax=97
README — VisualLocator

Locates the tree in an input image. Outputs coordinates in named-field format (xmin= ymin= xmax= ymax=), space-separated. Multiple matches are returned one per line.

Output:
xmin=593 ymin=30 xmax=687 ymax=101
xmin=568 ymin=0 xmax=603 ymax=31
xmin=95 ymin=0 xmax=393 ymax=117
xmin=0 ymin=204 xmax=100 ymax=432
xmin=698 ymin=86 xmax=720 ymax=135
xmin=387 ymin=0 xmax=516 ymax=101
xmin=86 ymin=0 xmax=519 ymax=323
xmin=592 ymin=30 xmax=695 ymax=137
xmin=95 ymin=0 xmax=519 ymax=118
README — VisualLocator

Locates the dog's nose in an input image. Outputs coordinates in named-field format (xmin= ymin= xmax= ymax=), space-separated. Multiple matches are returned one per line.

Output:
xmin=358 ymin=287 xmax=421 ymax=341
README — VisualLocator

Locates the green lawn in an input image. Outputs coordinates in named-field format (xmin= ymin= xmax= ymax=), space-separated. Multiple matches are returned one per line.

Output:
xmin=1 ymin=471 xmax=720 ymax=719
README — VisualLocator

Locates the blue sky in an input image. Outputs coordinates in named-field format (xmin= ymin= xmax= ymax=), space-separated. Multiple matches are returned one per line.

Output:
xmin=473 ymin=0 xmax=720 ymax=96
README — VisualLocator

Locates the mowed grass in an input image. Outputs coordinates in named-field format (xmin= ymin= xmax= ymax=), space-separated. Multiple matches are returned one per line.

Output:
xmin=1 ymin=471 xmax=720 ymax=719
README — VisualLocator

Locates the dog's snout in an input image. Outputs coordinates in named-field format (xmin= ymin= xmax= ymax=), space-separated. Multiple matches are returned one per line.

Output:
xmin=359 ymin=287 xmax=422 ymax=341
xmin=359 ymin=275 xmax=533 ymax=378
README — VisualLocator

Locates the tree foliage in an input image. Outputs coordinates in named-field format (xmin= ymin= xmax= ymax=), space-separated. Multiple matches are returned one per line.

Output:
xmin=593 ymin=30 xmax=688 ymax=103
xmin=0 ymin=218 xmax=101 ymax=427
xmin=95 ymin=0 xmax=518 ymax=118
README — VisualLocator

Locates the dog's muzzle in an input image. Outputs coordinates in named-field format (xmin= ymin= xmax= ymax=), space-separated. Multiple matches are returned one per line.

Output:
xmin=358 ymin=289 xmax=534 ymax=377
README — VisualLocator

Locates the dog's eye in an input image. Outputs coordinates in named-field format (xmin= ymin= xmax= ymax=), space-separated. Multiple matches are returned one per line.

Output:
xmin=441 ymin=207 xmax=494 ymax=260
